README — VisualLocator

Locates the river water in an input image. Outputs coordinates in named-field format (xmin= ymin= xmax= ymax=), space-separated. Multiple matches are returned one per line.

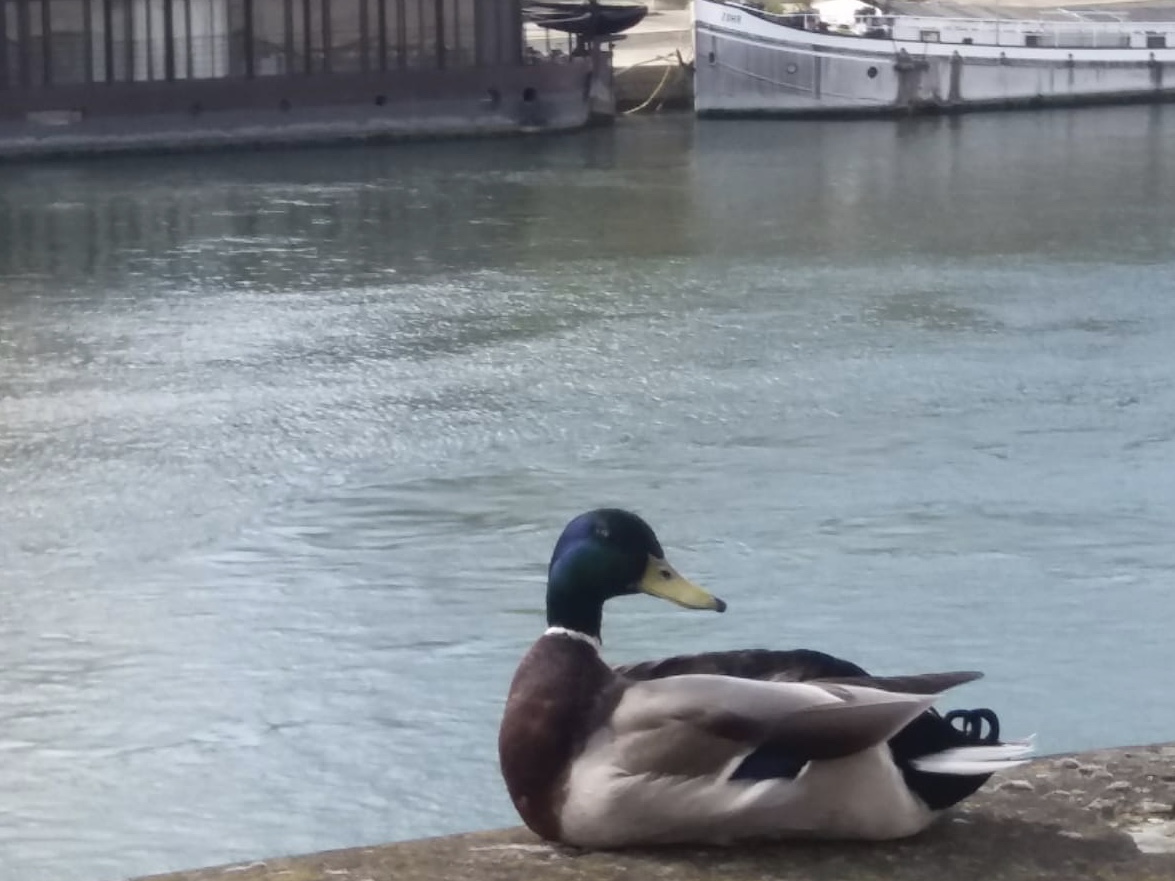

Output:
xmin=2 ymin=108 xmax=1175 ymax=881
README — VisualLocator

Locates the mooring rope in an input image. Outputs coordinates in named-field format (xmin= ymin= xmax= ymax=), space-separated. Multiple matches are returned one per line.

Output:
xmin=623 ymin=61 xmax=678 ymax=114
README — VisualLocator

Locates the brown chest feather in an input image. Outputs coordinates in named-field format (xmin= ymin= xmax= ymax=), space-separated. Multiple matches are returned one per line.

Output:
xmin=498 ymin=636 xmax=618 ymax=842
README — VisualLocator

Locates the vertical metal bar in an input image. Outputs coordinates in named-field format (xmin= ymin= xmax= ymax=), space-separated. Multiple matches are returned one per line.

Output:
xmin=144 ymin=0 xmax=152 ymax=78
xmin=242 ymin=0 xmax=253 ymax=76
xmin=419 ymin=0 xmax=427 ymax=66
xmin=472 ymin=0 xmax=482 ymax=66
xmin=40 ymin=0 xmax=52 ymax=84
xmin=282 ymin=0 xmax=293 ymax=74
xmin=162 ymin=0 xmax=174 ymax=79
xmin=301 ymin=0 xmax=310 ymax=72
xmin=453 ymin=0 xmax=462 ymax=62
xmin=124 ymin=0 xmax=135 ymax=82
xmin=320 ymin=0 xmax=329 ymax=72
xmin=183 ymin=0 xmax=192 ymax=78
xmin=417 ymin=0 xmax=425 ymax=66
xmin=446 ymin=0 xmax=457 ymax=65
xmin=82 ymin=0 xmax=93 ymax=82
xmin=376 ymin=0 xmax=385 ymax=70
xmin=102 ymin=0 xmax=113 ymax=81
xmin=433 ymin=0 xmax=442 ymax=68
xmin=496 ymin=0 xmax=507 ymax=65
xmin=0 ymin=0 xmax=9 ymax=90
xmin=395 ymin=0 xmax=403 ymax=67
xmin=510 ymin=0 xmax=522 ymax=64
xmin=358 ymin=0 xmax=367 ymax=71
xmin=16 ymin=0 xmax=30 ymax=86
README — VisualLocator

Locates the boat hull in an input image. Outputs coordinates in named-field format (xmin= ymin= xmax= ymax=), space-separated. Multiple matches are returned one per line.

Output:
xmin=525 ymin=2 xmax=648 ymax=37
xmin=694 ymin=0 xmax=1175 ymax=117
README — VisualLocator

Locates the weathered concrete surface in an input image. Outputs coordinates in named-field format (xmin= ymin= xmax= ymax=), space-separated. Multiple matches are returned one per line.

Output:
xmin=0 ymin=60 xmax=597 ymax=161
xmin=0 ymin=100 xmax=590 ymax=162
xmin=136 ymin=743 xmax=1175 ymax=881
xmin=616 ymin=63 xmax=694 ymax=112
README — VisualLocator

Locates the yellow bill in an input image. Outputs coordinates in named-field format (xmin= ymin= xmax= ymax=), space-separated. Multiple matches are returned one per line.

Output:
xmin=637 ymin=556 xmax=727 ymax=612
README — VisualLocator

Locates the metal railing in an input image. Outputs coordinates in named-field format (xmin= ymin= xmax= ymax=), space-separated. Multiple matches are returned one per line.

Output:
xmin=725 ymin=5 xmax=1175 ymax=50
xmin=884 ymin=15 xmax=1173 ymax=49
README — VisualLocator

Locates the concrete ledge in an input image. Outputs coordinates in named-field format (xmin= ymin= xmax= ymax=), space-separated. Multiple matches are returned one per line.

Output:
xmin=0 ymin=104 xmax=591 ymax=162
xmin=136 ymin=743 xmax=1175 ymax=881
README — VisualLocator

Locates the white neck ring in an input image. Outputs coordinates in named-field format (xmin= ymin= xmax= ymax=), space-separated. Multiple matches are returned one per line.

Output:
xmin=543 ymin=626 xmax=602 ymax=652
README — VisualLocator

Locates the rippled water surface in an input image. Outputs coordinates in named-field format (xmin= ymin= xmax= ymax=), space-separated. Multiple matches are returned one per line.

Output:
xmin=3 ymin=108 xmax=1175 ymax=881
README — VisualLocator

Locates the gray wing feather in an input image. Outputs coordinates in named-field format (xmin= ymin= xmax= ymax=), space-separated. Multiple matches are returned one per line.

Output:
xmin=808 ymin=671 xmax=984 ymax=694
xmin=610 ymin=674 xmax=947 ymax=766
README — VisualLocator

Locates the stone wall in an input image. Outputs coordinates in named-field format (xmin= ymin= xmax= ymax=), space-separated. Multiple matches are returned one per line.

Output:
xmin=136 ymin=742 xmax=1175 ymax=881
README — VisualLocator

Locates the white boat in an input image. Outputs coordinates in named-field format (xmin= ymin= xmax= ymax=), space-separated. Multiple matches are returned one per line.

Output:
xmin=694 ymin=0 xmax=1175 ymax=116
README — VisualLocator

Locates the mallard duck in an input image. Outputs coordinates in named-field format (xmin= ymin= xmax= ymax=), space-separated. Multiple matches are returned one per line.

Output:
xmin=498 ymin=508 xmax=1033 ymax=848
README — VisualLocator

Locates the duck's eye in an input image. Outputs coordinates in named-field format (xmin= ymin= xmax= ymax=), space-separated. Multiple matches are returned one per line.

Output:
xmin=660 ymin=568 xmax=673 ymax=580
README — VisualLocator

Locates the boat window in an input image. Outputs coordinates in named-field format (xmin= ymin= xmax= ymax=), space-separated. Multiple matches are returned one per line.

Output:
xmin=1025 ymin=34 xmax=1041 ymax=47
xmin=1147 ymin=34 xmax=1168 ymax=49
xmin=962 ymin=37 xmax=973 ymax=44
xmin=919 ymin=30 xmax=940 ymax=42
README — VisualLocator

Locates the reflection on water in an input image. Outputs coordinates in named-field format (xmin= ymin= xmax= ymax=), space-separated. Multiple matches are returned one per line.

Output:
xmin=3 ymin=109 xmax=1175 ymax=881
xmin=692 ymin=108 xmax=1175 ymax=260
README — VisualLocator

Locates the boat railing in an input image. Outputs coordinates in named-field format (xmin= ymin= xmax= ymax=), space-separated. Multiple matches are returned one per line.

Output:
xmin=877 ymin=14 xmax=1175 ymax=49
xmin=724 ymin=3 xmax=1175 ymax=50
xmin=728 ymin=9 xmax=868 ymax=35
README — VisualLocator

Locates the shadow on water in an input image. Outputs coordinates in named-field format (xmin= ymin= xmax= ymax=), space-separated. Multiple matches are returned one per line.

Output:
xmin=0 ymin=121 xmax=699 ymax=292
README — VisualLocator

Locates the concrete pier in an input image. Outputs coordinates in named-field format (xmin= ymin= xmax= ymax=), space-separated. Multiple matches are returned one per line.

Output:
xmin=0 ymin=0 xmax=604 ymax=161
xmin=134 ymin=742 xmax=1175 ymax=881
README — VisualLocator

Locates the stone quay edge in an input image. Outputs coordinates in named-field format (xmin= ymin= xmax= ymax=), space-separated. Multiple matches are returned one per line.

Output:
xmin=135 ymin=742 xmax=1175 ymax=881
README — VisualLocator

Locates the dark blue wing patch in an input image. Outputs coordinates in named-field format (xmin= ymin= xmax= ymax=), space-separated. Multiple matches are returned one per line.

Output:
xmin=730 ymin=746 xmax=808 ymax=781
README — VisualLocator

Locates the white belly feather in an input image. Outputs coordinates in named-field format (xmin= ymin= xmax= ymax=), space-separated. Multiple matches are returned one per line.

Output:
xmin=559 ymin=733 xmax=935 ymax=848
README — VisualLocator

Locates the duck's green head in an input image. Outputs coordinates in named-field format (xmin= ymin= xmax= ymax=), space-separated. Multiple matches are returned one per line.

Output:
xmin=546 ymin=508 xmax=726 ymax=639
